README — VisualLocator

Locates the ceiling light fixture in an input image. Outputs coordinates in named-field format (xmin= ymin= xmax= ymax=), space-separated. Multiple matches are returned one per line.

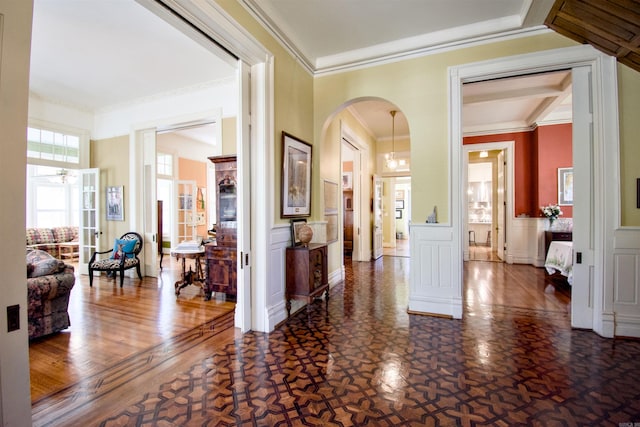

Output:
xmin=45 ymin=168 xmax=77 ymax=184
xmin=479 ymin=150 xmax=488 ymax=158
xmin=386 ymin=110 xmax=398 ymax=170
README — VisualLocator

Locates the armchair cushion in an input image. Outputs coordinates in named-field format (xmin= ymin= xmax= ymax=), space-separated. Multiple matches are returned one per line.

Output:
xmin=91 ymin=257 xmax=139 ymax=270
xmin=29 ymin=258 xmax=66 ymax=278
xmin=111 ymin=238 xmax=137 ymax=259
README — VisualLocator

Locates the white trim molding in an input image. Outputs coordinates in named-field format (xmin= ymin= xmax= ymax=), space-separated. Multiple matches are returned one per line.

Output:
xmin=440 ymin=44 xmax=621 ymax=337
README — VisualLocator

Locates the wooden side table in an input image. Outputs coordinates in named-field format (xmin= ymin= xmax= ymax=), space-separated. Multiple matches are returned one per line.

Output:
xmin=171 ymin=247 xmax=207 ymax=298
xmin=285 ymin=243 xmax=329 ymax=316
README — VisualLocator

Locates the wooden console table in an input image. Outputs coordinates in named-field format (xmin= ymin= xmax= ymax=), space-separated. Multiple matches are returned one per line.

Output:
xmin=285 ymin=243 xmax=329 ymax=316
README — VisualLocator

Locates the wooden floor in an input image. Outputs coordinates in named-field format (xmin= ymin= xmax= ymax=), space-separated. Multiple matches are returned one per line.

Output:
xmin=382 ymin=238 xmax=410 ymax=257
xmin=29 ymin=256 xmax=236 ymax=403
xmin=28 ymin=255 xmax=589 ymax=425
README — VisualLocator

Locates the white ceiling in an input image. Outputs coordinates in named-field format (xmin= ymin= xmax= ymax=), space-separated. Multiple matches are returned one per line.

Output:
xmin=29 ymin=0 xmax=570 ymax=147
xmin=241 ymin=0 xmax=555 ymax=73
xmin=30 ymin=0 xmax=236 ymax=112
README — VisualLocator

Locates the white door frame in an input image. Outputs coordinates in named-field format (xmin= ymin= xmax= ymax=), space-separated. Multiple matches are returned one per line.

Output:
xmin=450 ymin=45 xmax=620 ymax=337
xmin=341 ymin=123 xmax=370 ymax=261
xmin=136 ymin=0 xmax=274 ymax=332
xmin=462 ymin=142 xmax=514 ymax=263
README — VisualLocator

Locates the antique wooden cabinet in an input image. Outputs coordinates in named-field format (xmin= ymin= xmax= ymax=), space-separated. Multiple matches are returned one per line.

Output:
xmin=285 ymin=243 xmax=329 ymax=316
xmin=205 ymin=155 xmax=237 ymax=298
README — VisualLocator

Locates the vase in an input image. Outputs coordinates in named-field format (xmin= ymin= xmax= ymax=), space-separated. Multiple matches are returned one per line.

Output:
xmin=298 ymin=225 xmax=313 ymax=246
xmin=547 ymin=217 xmax=556 ymax=230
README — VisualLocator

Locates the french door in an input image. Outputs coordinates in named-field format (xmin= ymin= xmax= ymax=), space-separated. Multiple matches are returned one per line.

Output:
xmin=78 ymin=168 xmax=100 ymax=274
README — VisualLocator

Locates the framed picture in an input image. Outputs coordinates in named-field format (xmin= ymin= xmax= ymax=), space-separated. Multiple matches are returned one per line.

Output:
xmin=395 ymin=200 xmax=404 ymax=209
xmin=395 ymin=189 xmax=404 ymax=200
xmin=106 ymin=186 xmax=124 ymax=221
xmin=281 ymin=132 xmax=312 ymax=218
xmin=396 ymin=209 xmax=402 ymax=219
xmin=323 ymin=180 xmax=339 ymax=244
xmin=558 ymin=168 xmax=573 ymax=206
xmin=290 ymin=218 xmax=307 ymax=246
xmin=323 ymin=180 xmax=338 ymax=215
xmin=342 ymin=171 xmax=352 ymax=190
xmin=326 ymin=214 xmax=338 ymax=243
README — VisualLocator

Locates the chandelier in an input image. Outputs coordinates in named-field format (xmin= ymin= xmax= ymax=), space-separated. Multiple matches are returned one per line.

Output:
xmin=386 ymin=110 xmax=398 ymax=170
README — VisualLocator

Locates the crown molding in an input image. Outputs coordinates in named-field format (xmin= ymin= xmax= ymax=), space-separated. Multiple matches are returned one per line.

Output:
xmin=239 ymin=0 xmax=315 ymax=76
xmin=315 ymin=26 xmax=552 ymax=76
xmin=463 ymin=117 xmax=573 ymax=137
xmin=344 ymin=105 xmax=377 ymax=141
xmin=238 ymin=0 xmax=552 ymax=77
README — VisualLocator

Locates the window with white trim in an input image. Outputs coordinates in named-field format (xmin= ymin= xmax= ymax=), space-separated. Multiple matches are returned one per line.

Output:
xmin=27 ymin=127 xmax=80 ymax=164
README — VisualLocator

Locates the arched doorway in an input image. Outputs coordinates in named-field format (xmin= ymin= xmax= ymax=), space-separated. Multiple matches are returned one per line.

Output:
xmin=319 ymin=98 xmax=411 ymax=280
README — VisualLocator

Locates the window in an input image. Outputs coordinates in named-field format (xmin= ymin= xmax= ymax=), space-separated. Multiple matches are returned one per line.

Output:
xmin=157 ymin=179 xmax=173 ymax=236
xmin=157 ymin=153 xmax=173 ymax=177
xmin=27 ymin=165 xmax=78 ymax=227
xmin=27 ymin=127 xmax=80 ymax=164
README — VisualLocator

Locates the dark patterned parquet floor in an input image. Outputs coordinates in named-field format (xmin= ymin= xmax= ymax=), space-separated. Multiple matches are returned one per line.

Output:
xmin=99 ymin=257 xmax=640 ymax=426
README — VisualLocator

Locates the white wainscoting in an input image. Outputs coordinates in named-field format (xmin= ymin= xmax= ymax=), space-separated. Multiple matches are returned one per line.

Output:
xmin=265 ymin=225 xmax=291 ymax=331
xmin=409 ymin=224 xmax=462 ymax=318
xmin=509 ymin=218 xmax=549 ymax=266
xmin=612 ymin=228 xmax=640 ymax=337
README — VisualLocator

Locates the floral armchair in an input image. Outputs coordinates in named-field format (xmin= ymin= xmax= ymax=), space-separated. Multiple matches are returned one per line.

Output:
xmin=27 ymin=249 xmax=76 ymax=339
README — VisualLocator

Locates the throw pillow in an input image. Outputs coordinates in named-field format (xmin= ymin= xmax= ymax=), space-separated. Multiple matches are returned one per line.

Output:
xmin=111 ymin=238 xmax=137 ymax=259
xmin=30 ymin=258 xmax=65 ymax=278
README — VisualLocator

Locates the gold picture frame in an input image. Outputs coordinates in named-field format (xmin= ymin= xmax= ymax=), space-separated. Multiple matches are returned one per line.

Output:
xmin=281 ymin=132 xmax=312 ymax=218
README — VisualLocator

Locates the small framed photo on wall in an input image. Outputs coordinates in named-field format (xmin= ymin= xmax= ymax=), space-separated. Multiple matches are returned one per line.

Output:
xmin=106 ymin=186 xmax=124 ymax=221
xmin=558 ymin=168 xmax=573 ymax=206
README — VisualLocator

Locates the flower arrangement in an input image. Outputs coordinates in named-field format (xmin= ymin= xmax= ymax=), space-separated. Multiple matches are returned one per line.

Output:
xmin=541 ymin=203 xmax=563 ymax=220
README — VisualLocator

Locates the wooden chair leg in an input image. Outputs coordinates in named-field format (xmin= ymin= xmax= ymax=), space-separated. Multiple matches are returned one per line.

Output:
xmin=89 ymin=269 xmax=94 ymax=287
xmin=119 ymin=269 xmax=125 ymax=287
xmin=136 ymin=264 xmax=142 ymax=280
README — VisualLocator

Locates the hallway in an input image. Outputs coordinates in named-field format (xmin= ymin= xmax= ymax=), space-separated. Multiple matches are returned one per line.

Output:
xmin=33 ymin=258 xmax=640 ymax=426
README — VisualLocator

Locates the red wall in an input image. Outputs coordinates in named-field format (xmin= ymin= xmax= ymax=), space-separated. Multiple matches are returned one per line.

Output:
xmin=536 ymin=124 xmax=573 ymax=217
xmin=463 ymin=124 xmax=572 ymax=218
xmin=464 ymin=131 xmax=536 ymax=217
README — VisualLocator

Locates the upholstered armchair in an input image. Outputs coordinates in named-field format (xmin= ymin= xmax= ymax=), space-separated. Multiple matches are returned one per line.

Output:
xmin=27 ymin=248 xmax=76 ymax=339
xmin=88 ymin=232 xmax=143 ymax=287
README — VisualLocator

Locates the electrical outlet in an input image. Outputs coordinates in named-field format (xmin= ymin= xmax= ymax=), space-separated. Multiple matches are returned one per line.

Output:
xmin=7 ymin=305 xmax=20 ymax=332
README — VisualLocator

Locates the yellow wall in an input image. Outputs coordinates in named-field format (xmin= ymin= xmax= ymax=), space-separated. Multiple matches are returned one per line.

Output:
xmin=90 ymin=135 xmax=131 ymax=250
xmin=618 ymin=64 xmax=640 ymax=226
xmin=222 ymin=116 xmax=237 ymax=155
xmin=319 ymin=108 xmax=377 ymax=269
xmin=314 ymin=33 xmax=579 ymax=224
xmin=217 ymin=0 xmax=314 ymax=224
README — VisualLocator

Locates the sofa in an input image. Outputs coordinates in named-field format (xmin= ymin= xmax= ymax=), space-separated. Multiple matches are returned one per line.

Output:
xmin=27 ymin=248 xmax=76 ymax=340
xmin=26 ymin=226 xmax=79 ymax=259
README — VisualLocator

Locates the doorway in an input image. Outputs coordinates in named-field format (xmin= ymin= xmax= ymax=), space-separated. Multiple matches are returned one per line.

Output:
xmin=465 ymin=149 xmax=506 ymax=262
xmin=341 ymin=131 xmax=367 ymax=261
xmin=450 ymin=47 xmax=618 ymax=334
xmin=382 ymin=176 xmax=411 ymax=258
